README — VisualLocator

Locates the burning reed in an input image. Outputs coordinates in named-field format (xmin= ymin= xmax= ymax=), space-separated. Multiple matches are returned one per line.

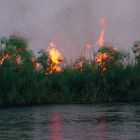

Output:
xmin=0 ymin=36 xmax=140 ymax=105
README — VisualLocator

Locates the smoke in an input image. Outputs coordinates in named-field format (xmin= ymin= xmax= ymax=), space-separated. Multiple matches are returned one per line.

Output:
xmin=0 ymin=0 xmax=140 ymax=60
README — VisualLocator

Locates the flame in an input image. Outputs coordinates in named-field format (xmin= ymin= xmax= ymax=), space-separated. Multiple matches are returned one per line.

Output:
xmin=96 ymin=17 xmax=106 ymax=47
xmin=46 ymin=42 xmax=64 ymax=75
xmin=96 ymin=30 xmax=105 ymax=47
xmin=0 ymin=53 xmax=22 ymax=65
xmin=85 ymin=44 xmax=92 ymax=49
xmin=34 ymin=62 xmax=41 ymax=70
xmin=95 ymin=43 xmax=120 ymax=75
xmin=73 ymin=58 xmax=84 ymax=71
xmin=96 ymin=52 xmax=109 ymax=65
xmin=49 ymin=47 xmax=64 ymax=64
xmin=15 ymin=55 xmax=21 ymax=64
xmin=96 ymin=52 xmax=112 ymax=75
xmin=0 ymin=53 xmax=10 ymax=65
xmin=99 ymin=17 xmax=106 ymax=25
xmin=31 ymin=57 xmax=41 ymax=70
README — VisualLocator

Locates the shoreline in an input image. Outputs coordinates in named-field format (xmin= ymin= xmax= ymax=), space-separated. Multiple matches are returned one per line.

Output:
xmin=0 ymin=101 xmax=140 ymax=108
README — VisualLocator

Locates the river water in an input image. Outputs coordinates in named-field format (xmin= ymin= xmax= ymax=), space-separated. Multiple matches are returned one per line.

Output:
xmin=0 ymin=103 xmax=140 ymax=140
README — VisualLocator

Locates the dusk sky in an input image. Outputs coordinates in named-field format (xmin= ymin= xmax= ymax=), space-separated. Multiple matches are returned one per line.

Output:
xmin=0 ymin=0 xmax=140 ymax=59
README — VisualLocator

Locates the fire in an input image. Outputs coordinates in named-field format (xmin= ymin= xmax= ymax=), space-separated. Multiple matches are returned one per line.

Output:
xmin=96 ymin=52 xmax=109 ymax=65
xmin=0 ymin=53 xmax=23 ymax=65
xmin=95 ymin=17 xmax=114 ymax=75
xmin=46 ymin=42 xmax=64 ymax=75
xmin=49 ymin=47 xmax=63 ymax=64
xmin=96 ymin=30 xmax=105 ymax=47
xmin=15 ymin=55 xmax=21 ymax=64
xmin=99 ymin=17 xmax=106 ymax=25
xmin=95 ymin=43 xmax=120 ymax=75
xmin=95 ymin=17 xmax=106 ymax=47
xmin=73 ymin=58 xmax=84 ymax=71
xmin=34 ymin=62 xmax=41 ymax=70
xmin=31 ymin=57 xmax=42 ymax=70
xmin=96 ymin=52 xmax=112 ymax=75
xmin=0 ymin=53 xmax=10 ymax=65
xmin=85 ymin=44 xmax=92 ymax=49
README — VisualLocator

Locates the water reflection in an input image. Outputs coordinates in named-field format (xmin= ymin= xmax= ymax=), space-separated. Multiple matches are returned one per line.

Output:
xmin=97 ymin=113 xmax=107 ymax=140
xmin=49 ymin=112 xmax=63 ymax=140
xmin=0 ymin=104 xmax=140 ymax=140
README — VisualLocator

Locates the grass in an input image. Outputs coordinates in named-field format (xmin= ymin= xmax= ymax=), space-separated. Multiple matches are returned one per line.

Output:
xmin=0 ymin=36 xmax=140 ymax=106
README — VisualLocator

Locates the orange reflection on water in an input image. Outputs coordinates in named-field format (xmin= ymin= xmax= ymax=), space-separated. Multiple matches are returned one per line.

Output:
xmin=97 ymin=112 xmax=108 ymax=140
xmin=49 ymin=112 xmax=63 ymax=140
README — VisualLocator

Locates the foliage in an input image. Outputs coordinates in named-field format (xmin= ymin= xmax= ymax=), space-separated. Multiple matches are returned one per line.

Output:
xmin=0 ymin=36 xmax=140 ymax=105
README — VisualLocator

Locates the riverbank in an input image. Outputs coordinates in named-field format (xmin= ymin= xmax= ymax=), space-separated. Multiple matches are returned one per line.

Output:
xmin=0 ymin=36 xmax=140 ymax=106
xmin=0 ymin=65 xmax=140 ymax=106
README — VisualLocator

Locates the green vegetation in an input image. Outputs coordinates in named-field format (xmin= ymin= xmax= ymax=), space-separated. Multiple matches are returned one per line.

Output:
xmin=0 ymin=36 xmax=140 ymax=106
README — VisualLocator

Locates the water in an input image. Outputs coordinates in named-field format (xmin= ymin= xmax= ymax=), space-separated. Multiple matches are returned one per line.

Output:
xmin=0 ymin=103 xmax=140 ymax=140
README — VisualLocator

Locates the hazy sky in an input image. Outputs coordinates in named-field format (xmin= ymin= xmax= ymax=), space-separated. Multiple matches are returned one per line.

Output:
xmin=0 ymin=0 xmax=140 ymax=59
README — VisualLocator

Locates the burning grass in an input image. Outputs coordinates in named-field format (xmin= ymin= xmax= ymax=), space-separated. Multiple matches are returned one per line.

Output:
xmin=0 ymin=36 xmax=140 ymax=105
xmin=46 ymin=42 xmax=64 ymax=75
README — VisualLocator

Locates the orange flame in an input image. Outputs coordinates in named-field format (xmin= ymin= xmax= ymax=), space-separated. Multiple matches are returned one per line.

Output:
xmin=15 ymin=55 xmax=21 ymax=64
xmin=73 ymin=57 xmax=85 ymax=71
xmin=34 ymin=62 xmax=41 ymax=70
xmin=96 ymin=52 xmax=112 ymax=75
xmin=46 ymin=42 xmax=64 ymax=75
xmin=0 ymin=53 xmax=10 ymax=65
xmin=31 ymin=57 xmax=42 ymax=70
xmin=99 ymin=17 xmax=106 ymax=25
xmin=96 ymin=52 xmax=109 ymax=65
xmin=49 ymin=43 xmax=64 ymax=64
xmin=96 ymin=30 xmax=105 ymax=47
xmin=96 ymin=17 xmax=106 ymax=47
xmin=85 ymin=44 xmax=92 ymax=49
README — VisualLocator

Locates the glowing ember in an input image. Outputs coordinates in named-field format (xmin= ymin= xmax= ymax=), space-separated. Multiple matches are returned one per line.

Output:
xmin=46 ymin=42 xmax=64 ymax=75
